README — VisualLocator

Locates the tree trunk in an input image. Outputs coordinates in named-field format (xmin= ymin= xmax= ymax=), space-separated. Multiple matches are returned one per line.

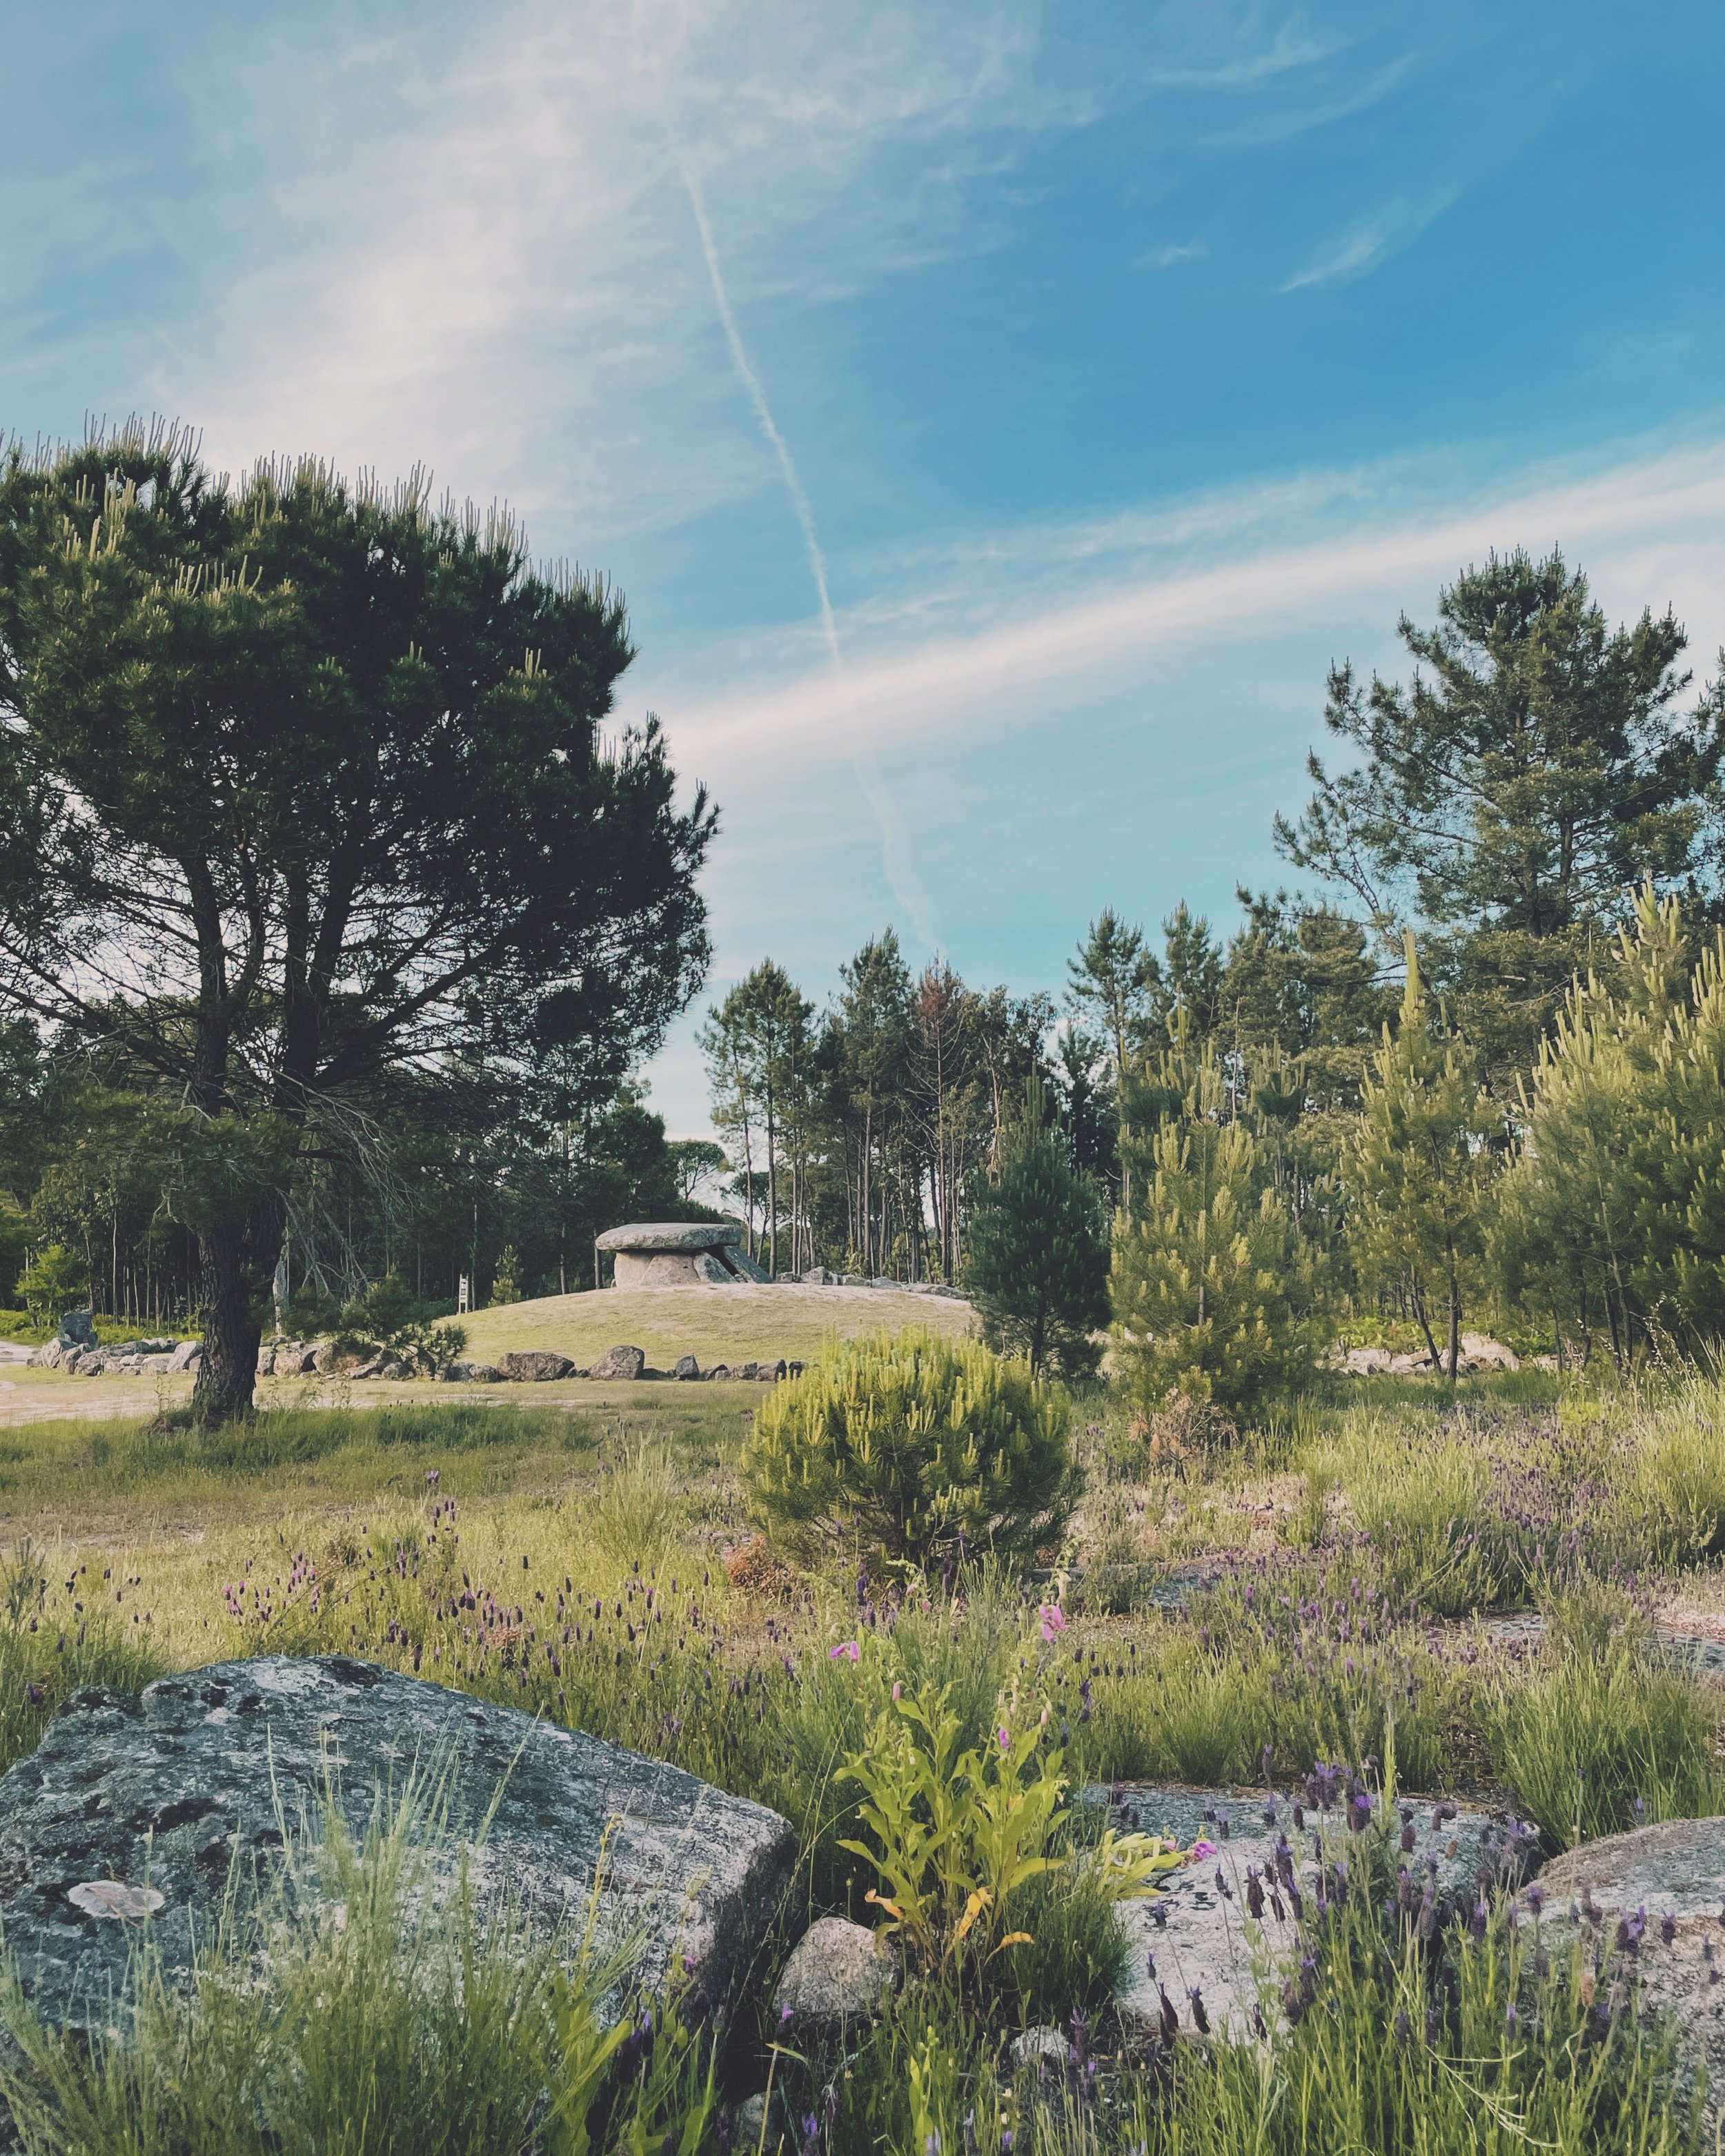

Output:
xmin=1446 ymin=1275 xmax=1460 ymax=1385
xmin=190 ymin=1186 xmax=288 ymax=1423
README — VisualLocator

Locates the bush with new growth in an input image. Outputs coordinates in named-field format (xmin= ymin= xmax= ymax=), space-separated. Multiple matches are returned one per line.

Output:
xmin=15 ymin=1243 xmax=87 ymax=1322
xmin=742 ymin=1328 xmax=1076 ymax=1568
xmin=1112 ymin=1048 xmax=1319 ymax=1420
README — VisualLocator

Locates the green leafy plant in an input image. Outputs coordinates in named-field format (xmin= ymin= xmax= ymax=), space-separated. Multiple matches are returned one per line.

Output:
xmin=743 ymin=1328 xmax=1078 ymax=1567
xmin=838 ymin=1668 xmax=1181 ymax=1998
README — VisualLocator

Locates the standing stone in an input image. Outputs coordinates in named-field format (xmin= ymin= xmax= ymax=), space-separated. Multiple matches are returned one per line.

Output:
xmin=591 ymin=1345 xmax=646 ymax=1381
xmin=0 ymin=1656 xmax=796 ymax=2033
xmin=671 ymin=1354 xmax=701 ymax=1381
xmin=56 ymin=1311 xmax=97 ymax=1349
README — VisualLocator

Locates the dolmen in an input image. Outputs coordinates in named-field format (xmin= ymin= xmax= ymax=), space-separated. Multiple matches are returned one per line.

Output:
xmin=596 ymin=1222 xmax=770 ymax=1287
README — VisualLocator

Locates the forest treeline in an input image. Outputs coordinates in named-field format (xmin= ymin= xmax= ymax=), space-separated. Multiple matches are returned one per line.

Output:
xmin=7 ymin=524 xmax=1725 ymax=1387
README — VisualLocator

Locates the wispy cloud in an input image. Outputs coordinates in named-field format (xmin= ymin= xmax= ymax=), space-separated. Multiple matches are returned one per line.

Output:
xmin=680 ymin=155 xmax=940 ymax=947
xmin=657 ymin=438 xmax=1725 ymax=771
xmin=1281 ymin=185 xmax=1458 ymax=291
xmin=1141 ymin=239 xmax=1209 ymax=268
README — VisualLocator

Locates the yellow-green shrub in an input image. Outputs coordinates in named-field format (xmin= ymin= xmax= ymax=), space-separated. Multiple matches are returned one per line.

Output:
xmin=742 ymin=1329 xmax=1077 ymax=1568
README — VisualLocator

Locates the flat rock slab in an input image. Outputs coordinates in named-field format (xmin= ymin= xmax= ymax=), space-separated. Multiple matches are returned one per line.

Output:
xmin=595 ymin=1223 xmax=743 ymax=1253
xmin=0 ymin=1655 xmax=796 ymax=2031
xmin=1092 ymin=1784 xmax=1540 ymax=2043
xmin=1538 ymin=1817 xmax=1725 ymax=2130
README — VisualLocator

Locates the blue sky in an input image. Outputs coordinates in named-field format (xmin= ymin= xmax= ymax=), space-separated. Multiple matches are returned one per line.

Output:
xmin=6 ymin=1 xmax=1725 ymax=1131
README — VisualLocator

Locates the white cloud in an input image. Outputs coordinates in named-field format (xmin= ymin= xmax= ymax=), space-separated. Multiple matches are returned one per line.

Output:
xmin=1141 ymin=239 xmax=1210 ymax=268
xmin=1282 ymin=184 xmax=1457 ymax=290
xmin=649 ymin=435 xmax=1725 ymax=777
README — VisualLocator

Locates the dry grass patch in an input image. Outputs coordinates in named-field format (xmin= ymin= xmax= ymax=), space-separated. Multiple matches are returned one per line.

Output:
xmin=459 ymin=1281 xmax=974 ymax=1369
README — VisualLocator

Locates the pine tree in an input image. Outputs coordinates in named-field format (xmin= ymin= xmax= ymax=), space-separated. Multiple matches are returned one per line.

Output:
xmin=1111 ymin=1047 xmax=1316 ymax=1419
xmin=1346 ymin=937 xmax=1495 ymax=1379
xmin=965 ymin=1083 xmax=1109 ymax=1380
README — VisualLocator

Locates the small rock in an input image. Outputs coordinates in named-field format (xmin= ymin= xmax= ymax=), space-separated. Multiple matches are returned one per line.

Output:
xmin=800 ymin=1267 xmax=834 ymax=1285
xmin=445 ymin=1362 xmax=503 ymax=1383
xmin=738 ymin=1363 xmax=758 ymax=1381
xmin=497 ymin=1351 xmax=575 ymax=1383
xmin=257 ymin=1349 xmax=277 ymax=1376
xmin=671 ymin=1354 xmax=701 ymax=1381
xmin=772 ymin=1916 xmax=895 ymax=2035
xmin=733 ymin=2093 xmax=771 ymax=2144
xmin=590 ymin=1345 xmax=646 ymax=1381
xmin=1011 ymin=2025 xmax=1068 ymax=2068
xmin=756 ymin=1359 xmax=787 ymax=1382
xmin=707 ymin=1365 xmax=731 ymax=1381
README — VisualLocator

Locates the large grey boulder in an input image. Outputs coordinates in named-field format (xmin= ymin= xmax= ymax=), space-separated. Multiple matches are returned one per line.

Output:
xmin=167 ymin=1339 xmax=202 ymax=1374
xmin=57 ymin=1310 xmax=97 ymax=1349
xmin=771 ymin=1916 xmax=894 ymax=2035
xmin=1537 ymin=1817 xmax=1725 ymax=2128
xmin=497 ymin=1350 xmax=576 ymax=1383
xmin=1096 ymin=1784 xmax=1539 ymax=2042
xmin=591 ymin=1344 xmax=646 ymax=1381
xmin=0 ymin=1655 xmax=795 ymax=2033
xmin=671 ymin=1354 xmax=701 ymax=1381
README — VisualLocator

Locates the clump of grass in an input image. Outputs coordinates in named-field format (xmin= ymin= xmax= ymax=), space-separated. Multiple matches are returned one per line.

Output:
xmin=589 ymin=1438 xmax=684 ymax=1565
xmin=1484 ymin=1643 xmax=1724 ymax=1846
xmin=0 ymin=1540 xmax=164 ymax=1777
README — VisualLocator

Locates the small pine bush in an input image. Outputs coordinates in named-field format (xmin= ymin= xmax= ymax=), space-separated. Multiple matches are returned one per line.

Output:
xmin=742 ymin=1328 xmax=1077 ymax=1569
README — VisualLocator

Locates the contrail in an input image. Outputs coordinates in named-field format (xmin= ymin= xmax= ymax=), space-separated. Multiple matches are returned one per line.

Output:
xmin=682 ymin=162 xmax=840 ymax=670
xmin=681 ymin=159 xmax=938 ymax=947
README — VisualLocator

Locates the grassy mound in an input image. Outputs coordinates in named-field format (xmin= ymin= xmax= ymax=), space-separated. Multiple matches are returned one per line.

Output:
xmin=457 ymin=1280 xmax=974 ymax=1370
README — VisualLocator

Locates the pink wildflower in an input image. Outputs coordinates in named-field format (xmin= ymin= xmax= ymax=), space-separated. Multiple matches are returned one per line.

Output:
xmin=1190 ymin=1839 xmax=1219 ymax=1862
xmin=998 ymin=1726 xmax=1011 ymax=1751
xmin=1038 ymin=1605 xmax=1067 ymax=1643
xmin=829 ymin=1641 xmax=860 ymax=1663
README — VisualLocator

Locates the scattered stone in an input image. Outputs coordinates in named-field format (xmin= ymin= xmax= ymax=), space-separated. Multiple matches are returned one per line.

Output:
xmin=733 ymin=2093 xmax=771 ymax=2144
xmin=839 ymin=1274 xmax=867 ymax=1287
xmin=1538 ymin=1817 xmax=1725 ymax=2130
xmin=350 ymin=1354 xmax=402 ymax=1381
xmin=444 ymin=1362 xmax=502 ymax=1383
xmin=1010 ymin=2024 xmax=1069 ymax=2068
xmin=590 ymin=1345 xmax=646 ymax=1381
xmin=497 ymin=1350 xmax=577 ymax=1383
xmin=0 ymin=1656 xmax=796 ymax=2033
xmin=771 ymin=1916 xmax=894 ymax=2035
xmin=869 ymin=1277 xmax=896 ymax=1292
xmin=1095 ymin=1784 xmax=1539 ymax=2043
xmin=141 ymin=1354 xmax=174 ymax=1375
xmin=56 ymin=1310 xmax=97 ymax=1349
xmin=26 ymin=1341 xmax=62 ymax=1369
xmin=256 ymin=1349 xmax=277 ymax=1377
xmin=800 ymin=1267 xmax=835 ymax=1285
xmin=707 ymin=1365 xmax=732 ymax=1382
xmin=756 ymin=1358 xmax=786 ymax=1383
xmin=738 ymin=1363 xmax=758 ymax=1381
xmin=672 ymin=1354 xmax=701 ymax=1381
xmin=167 ymin=1340 xmax=202 ymax=1374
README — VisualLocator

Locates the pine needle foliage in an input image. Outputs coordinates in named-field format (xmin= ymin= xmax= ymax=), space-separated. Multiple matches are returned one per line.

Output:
xmin=742 ymin=1328 xmax=1077 ymax=1568
xmin=1346 ymin=935 xmax=1497 ymax=1378
xmin=965 ymin=1083 xmax=1109 ymax=1380
xmin=1111 ymin=1045 xmax=1317 ymax=1418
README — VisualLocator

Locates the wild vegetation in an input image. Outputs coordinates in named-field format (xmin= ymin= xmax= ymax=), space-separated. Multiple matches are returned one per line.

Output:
xmin=4 ymin=433 xmax=1725 ymax=2150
